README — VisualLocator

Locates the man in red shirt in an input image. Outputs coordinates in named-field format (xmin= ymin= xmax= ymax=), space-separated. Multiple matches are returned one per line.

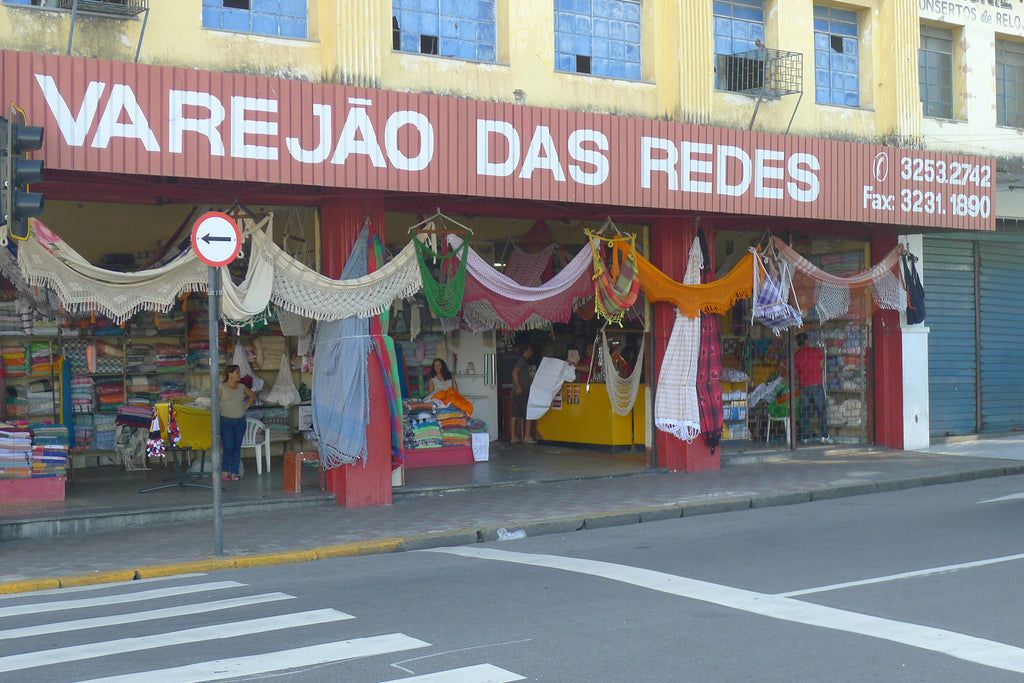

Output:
xmin=794 ymin=332 xmax=833 ymax=444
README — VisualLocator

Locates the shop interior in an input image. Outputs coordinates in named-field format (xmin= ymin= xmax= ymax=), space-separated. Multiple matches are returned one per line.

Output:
xmin=2 ymin=199 xmax=877 ymax=512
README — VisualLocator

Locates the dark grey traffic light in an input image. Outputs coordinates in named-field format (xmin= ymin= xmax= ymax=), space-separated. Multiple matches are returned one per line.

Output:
xmin=1 ymin=114 xmax=45 ymax=241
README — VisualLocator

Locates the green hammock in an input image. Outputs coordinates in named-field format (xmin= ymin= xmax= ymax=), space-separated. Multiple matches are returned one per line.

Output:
xmin=412 ymin=237 xmax=470 ymax=319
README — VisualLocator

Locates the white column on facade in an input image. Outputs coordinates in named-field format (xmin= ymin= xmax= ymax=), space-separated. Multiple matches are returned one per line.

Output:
xmin=902 ymin=233 xmax=930 ymax=451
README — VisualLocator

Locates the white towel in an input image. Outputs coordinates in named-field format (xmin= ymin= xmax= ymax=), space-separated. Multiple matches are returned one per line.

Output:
xmin=526 ymin=357 xmax=577 ymax=421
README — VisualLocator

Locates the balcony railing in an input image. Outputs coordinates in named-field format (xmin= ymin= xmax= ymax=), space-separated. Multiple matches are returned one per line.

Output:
xmin=715 ymin=47 xmax=803 ymax=99
xmin=57 ymin=0 xmax=148 ymax=18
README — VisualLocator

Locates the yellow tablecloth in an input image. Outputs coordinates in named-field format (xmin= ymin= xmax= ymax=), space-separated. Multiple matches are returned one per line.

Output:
xmin=155 ymin=402 xmax=212 ymax=450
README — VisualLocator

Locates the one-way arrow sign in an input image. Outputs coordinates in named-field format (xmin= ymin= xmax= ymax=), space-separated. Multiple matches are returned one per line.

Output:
xmin=191 ymin=212 xmax=241 ymax=267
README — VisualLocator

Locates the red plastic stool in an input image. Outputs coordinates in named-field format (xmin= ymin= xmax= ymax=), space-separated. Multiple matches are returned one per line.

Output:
xmin=283 ymin=451 xmax=323 ymax=493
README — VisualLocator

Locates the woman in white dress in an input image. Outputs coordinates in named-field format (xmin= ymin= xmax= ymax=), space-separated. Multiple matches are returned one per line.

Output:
xmin=426 ymin=358 xmax=458 ymax=398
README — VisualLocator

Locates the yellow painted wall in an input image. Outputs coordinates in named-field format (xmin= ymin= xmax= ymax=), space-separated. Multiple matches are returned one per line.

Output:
xmin=2 ymin=1 xmax=1016 ymax=185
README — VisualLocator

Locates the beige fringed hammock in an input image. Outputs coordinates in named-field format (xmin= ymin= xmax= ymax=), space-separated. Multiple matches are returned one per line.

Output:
xmin=770 ymin=237 xmax=907 ymax=322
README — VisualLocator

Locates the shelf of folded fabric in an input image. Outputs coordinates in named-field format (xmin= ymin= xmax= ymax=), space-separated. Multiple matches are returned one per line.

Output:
xmin=0 ymin=424 xmax=68 ymax=500
xmin=399 ymin=398 xmax=475 ymax=467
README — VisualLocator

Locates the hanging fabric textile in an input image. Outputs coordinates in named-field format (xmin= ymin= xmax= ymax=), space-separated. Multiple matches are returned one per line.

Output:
xmin=902 ymin=251 xmax=926 ymax=325
xmin=17 ymin=219 xmax=207 ymax=324
xmin=626 ymin=243 xmax=754 ymax=319
xmin=751 ymin=248 xmax=803 ymax=335
xmin=219 ymin=216 xmax=275 ymax=327
xmin=268 ymin=226 xmax=423 ymax=321
xmin=654 ymin=239 xmax=703 ymax=442
xmin=413 ymin=234 xmax=470 ymax=318
xmin=695 ymin=230 xmax=723 ymax=452
xmin=505 ymin=243 xmax=556 ymax=286
xmin=447 ymin=234 xmax=594 ymax=330
xmin=312 ymin=225 xmax=373 ymax=468
xmin=771 ymin=237 xmax=907 ymax=322
xmin=600 ymin=330 xmax=645 ymax=416
xmin=369 ymin=232 xmax=404 ymax=463
xmin=587 ymin=229 xmax=641 ymax=326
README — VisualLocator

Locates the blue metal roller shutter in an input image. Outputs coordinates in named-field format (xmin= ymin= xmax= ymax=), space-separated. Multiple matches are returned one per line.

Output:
xmin=923 ymin=237 xmax=976 ymax=437
xmin=978 ymin=239 xmax=1024 ymax=432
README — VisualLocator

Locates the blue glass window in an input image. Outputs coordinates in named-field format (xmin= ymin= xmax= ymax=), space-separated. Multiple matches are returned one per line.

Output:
xmin=996 ymin=38 xmax=1024 ymax=127
xmin=393 ymin=0 xmax=497 ymax=63
xmin=202 ymin=0 xmax=307 ymax=39
xmin=554 ymin=0 xmax=642 ymax=80
xmin=713 ymin=0 xmax=765 ymax=91
xmin=813 ymin=5 xmax=859 ymax=106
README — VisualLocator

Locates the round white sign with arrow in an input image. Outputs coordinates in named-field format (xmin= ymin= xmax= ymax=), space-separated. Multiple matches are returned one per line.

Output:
xmin=191 ymin=212 xmax=241 ymax=267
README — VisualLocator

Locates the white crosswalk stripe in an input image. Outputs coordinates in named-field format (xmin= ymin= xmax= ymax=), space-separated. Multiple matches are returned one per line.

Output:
xmin=3 ymin=578 xmax=525 ymax=682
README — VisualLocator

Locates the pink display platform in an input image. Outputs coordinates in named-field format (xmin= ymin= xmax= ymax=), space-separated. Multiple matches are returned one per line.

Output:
xmin=400 ymin=445 xmax=474 ymax=468
xmin=0 ymin=476 xmax=66 ymax=502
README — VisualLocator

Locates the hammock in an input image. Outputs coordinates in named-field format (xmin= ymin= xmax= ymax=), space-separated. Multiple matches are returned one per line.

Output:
xmin=654 ymin=239 xmax=703 ymax=442
xmin=504 ymin=243 xmax=556 ymax=286
xmin=626 ymin=244 xmax=754 ymax=319
xmin=601 ymin=330 xmax=645 ymax=416
xmin=588 ymin=231 xmax=641 ymax=326
xmin=312 ymin=225 xmax=373 ymax=468
xmin=447 ymin=234 xmax=594 ymax=330
xmin=695 ymin=230 xmax=723 ymax=451
xmin=220 ymin=217 xmax=275 ymax=326
xmin=413 ymin=236 xmax=469 ymax=319
xmin=751 ymin=249 xmax=803 ymax=336
xmin=18 ymin=219 xmax=207 ymax=324
xmin=771 ymin=237 xmax=907 ymax=322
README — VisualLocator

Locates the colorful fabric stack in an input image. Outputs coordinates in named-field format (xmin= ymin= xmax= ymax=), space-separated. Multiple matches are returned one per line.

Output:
xmin=27 ymin=379 xmax=55 ymax=417
xmin=248 ymin=405 xmax=291 ymax=439
xmin=87 ymin=340 xmax=125 ymax=375
xmin=0 ymin=301 xmax=25 ymax=336
xmin=254 ymin=335 xmax=287 ymax=370
xmin=70 ymin=376 xmax=95 ymax=414
xmin=62 ymin=338 xmax=90 ymax=374
xmin=154 ymin=343 xmax=187 ymax=374
xmin=159 ymin=380 xmax=186 ymax=402
xmin=115 ymin=404 xmax=154 ymax=429
xmin=93 ymin=413 xmax=117 ymax=450
xmin=2 ymin=344 xmax=26 ymax=378
xmin=124 ymin=345 xmax=158 ymax=374
xmin=435 ymin=405 xmax=470 ymax=446
xmin=401 ymin=400 xmax=443 ymax=449
xmin=0 ymin=427 xmax=32 ymax=478
xmin=73 ymin=413 xmax=94 ymax=451
xmin=6 ymin=385 xmax=27 ymax=420
xmin=95 ymin=378 xmax=125 ymax=412
xmin=27 ymin=341 xmax=54 ymax=377
xmin=30 ymin=423 xmax=69 ymax=477
xmin=126 ymin=374 xmax=160 ymax=404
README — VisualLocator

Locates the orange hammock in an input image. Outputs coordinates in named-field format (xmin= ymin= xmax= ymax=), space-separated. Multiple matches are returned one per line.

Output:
xmin=619 ymin=244 xmax=754 ymax=318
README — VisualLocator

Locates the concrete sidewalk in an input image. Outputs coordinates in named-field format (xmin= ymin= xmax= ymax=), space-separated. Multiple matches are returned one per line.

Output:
xmin=3 ymin=439 xmax=1024 ymax=594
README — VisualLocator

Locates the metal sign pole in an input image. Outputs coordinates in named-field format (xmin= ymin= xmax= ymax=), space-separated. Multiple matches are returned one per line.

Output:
xmin=208 ymin=265 xmax=223 ymax=555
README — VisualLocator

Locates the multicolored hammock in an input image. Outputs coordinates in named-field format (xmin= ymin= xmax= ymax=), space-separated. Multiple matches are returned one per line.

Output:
xmin=446 ymin=234 xmax=594 ymax=331
xmin=588 ymin=230 xmax=641 ymax=326
xmin=625 ymin=244 xmax=754 ymax=319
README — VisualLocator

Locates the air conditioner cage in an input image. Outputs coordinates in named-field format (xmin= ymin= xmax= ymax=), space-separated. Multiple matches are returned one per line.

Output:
xmin=57 ymin=0 xmax=148 ymax=17
xmin=716 ymin=47 xmax=803 ymax=99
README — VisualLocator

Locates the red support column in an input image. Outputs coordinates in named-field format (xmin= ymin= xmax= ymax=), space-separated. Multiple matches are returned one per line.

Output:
xmin=871 ymin=232 xmax=904 ymax=449
xmin=320 ymin=198 xmax=393 ymax=507
xmin=649 ymin=216 xmax=718 ymax=472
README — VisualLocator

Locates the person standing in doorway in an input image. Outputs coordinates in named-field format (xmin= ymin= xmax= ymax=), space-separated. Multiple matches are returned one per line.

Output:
xmin=794 ymin=332 xmax=833 ymax=444
xmin=511 ymin=345 xmax=536 ymax=444
xmin=220 ymin=364 xmax=256 ymax=481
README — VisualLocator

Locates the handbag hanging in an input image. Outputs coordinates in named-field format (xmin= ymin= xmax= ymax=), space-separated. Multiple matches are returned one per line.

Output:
xmin=902 ymin=253 xmax=926 ymax=325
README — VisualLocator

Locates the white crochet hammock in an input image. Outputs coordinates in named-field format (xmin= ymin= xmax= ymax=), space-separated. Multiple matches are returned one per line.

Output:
xmin=600 ymin=329 xmax=645 ymax=416
xmin=17 ymin=219 xmax=207 ymax=324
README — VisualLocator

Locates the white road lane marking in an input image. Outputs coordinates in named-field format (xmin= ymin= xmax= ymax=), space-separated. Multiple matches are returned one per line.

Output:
xmin=0 ymin=608 xmax=353 ymax=672
xmin=76 ymin=634 xmax=430 ymax=683
xmin=383 ymin=664 xmax=525 ymax=682
xmin=0 ymin=592 xmax=296 ymax=640
xmin=429 ymin=547 xmax=1024 ymax=674
xmin=978 ymin=492 xmax=1024 ymax=503
xmin=0 ymin=574 xmax=208 ymax=600
xmin=0 ymin=580 xmax=245 ymax=618
xmin=779 ymin=552 xmax=1024 ymax=597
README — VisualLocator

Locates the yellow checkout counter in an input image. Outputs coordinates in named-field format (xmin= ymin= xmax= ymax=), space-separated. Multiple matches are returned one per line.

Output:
xmin=536 ymin=383 xmax=645 ymax=449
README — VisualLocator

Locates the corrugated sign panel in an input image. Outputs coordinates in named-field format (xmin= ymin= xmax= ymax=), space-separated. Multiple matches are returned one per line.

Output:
xmin=978 ymin=238 xmax=1024 ymax=432
xmin=0 ymin=49 xmax=995 ymax=230
xmin=924 ymin=238 xmax=977 ymax=437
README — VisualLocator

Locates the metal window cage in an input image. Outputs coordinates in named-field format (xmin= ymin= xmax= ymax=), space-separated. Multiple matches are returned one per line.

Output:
xmin=716 ymin=47 xmax=803 ymax=99
xmin=57 ymin=0 xmax=148 ymax=17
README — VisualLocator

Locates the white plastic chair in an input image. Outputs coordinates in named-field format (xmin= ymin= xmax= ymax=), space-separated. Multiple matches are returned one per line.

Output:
xmin=241 ymin=417 xmax=271 ymax=475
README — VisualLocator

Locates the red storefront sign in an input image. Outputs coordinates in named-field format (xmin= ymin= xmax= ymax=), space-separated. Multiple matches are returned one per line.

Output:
xmin=0 ymin=49 xmax=995 ymax=230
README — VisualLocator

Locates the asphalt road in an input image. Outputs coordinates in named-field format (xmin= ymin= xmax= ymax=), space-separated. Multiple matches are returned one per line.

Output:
xmin=5 ymin=473 xmax=1024 ymax=682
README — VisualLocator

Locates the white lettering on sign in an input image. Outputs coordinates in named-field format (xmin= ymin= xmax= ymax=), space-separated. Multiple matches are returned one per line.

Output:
xmin=331 ymin=103 xmax=386 ymax=167
xmin=519 ymin=126 xmax=565 ymax=181
xmin=477 ymin=119 xmax=520 ymax=176
xmin=285 ymin=103 xmax=332 ymax=163
xmin=568 ymin=129 xmax=609 ymax=186
xmin=641 ymin=136 xmax=821 ymax=203
xmin=231 ymin=96 xmax=278 ymax=161
xmin=476 ymin=119 xmax=610 ymax=184
xmin=168 ymin=90 xmax=226 ymax=155
xmin=384 ymin=111 xmax=434 ymax=172
xmin=34 ymin=75 xmax=104 ymax=147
